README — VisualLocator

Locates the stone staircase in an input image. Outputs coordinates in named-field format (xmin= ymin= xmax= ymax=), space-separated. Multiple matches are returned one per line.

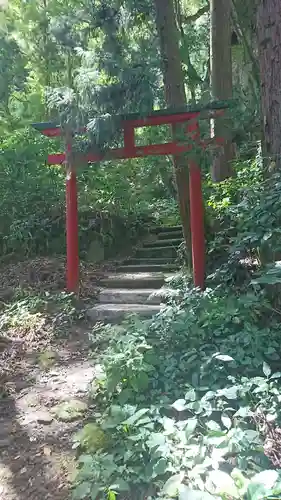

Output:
xmin=87 ymin=225 xmax=183 ymax=322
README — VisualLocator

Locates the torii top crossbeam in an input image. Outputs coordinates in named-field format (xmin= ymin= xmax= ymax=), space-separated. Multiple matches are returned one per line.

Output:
xmin=32 ymin=100 xmax=233 ymax=293
xmin=32 ymin=100 xmax=231 ymax=163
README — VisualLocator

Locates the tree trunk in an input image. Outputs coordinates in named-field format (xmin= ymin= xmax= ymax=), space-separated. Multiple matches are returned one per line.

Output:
xmin=153 ymin=0 xmax=191 ymax=264
xmin=210 ymin=0 xmax=235 ymax=181
xmin=42 ymin=0 xmax=51 ymax=119
xmin=257 ymin=0 xmax=281 ymax=172
xmin=42 ymin=0 xmax=50 ymax=87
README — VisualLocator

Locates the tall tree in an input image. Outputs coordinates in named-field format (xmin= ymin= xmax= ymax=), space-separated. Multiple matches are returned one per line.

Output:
xmin=210 ymin=0 xmax=235 ymax=181
xmin=175 ymin=0 xmax=209 ymax=102
xmin=0 ymin=33 xmax=28 ymax=129
xmin=153 ymin=0 xmax=191 ymax=261
xmin=257 ymin=0 xmax=281 ymax=172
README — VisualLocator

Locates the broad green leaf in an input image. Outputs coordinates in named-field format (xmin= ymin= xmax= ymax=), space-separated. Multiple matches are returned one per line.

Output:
xmin=77 ymin=454 xmax=94 ymax=465
xmin=213 ymin=354 xmax=234 ymax=362
xmin=263 ymin=362 xmax=271 ymax=377
xmin=162 ymin=417 xmax=175 ymax=434
xmin=221 ymin=414 xmax=232 ymax=429
xmin=253 ymin=383 xmax=268 ymax=394
xmin=108 ymin=491 xmax=116 ymax=500
xmin=217 ymin=386 xmax=239 ymax=399
xmin=123 ymin=408 xmax=150 ymax=426
xmin=206 ymin=420 xmax=221 ymax=432
xmin=178 ymin=485 xmax=215 ymax=500
xmin=153 ymin=458 xmax=168 ymax=476
xmin=171 ymin=399 xmax=187 ymax=412
xmin=244 ymin=429 xmax=259 ymax=442
xmin=266 ymin=412 xmax=277 ymax=422
xmin=109 ymin=479 xmax=130 ymax=492
xmin=107 ymin=373 xmax=121 ymax=393
xmin=162 ymin=472 xmax=185 ymax=496
xmin=147 ymin=432 xmax=166 ymax=449
xmin=251 ymin=470 xmax=279 ymax=489
xmin=134 ymin=416 xmax=152 ymax=427
xmin=109 ymin=405 xmax=127 ymax=424
xmin=207 ymin=434 xmax=227 ymax=446
xmin=270 ymin=371 xmax=281 ymax=379
xmin=131 ymin=371 xmax=149 ymax=391
xmin=185 ymin=417 xmax=198 ymax=438
xmin=252 ymin=275 xmax=281 ymax=285
xmin=208 ymin=470 xmax=239 ymax=498
xmin=211 ymin=444 xmax=229 ymax=462
xmin=90 ymin=485 xmax=101 ymax=500
xmin=231 ymin=468 xmax=250 ymax=492
xmin=234 ymin=406 xmax=252 ymax=418
xmin=185 ymin=388 xmax=196 ymax=401
xmin=73 ymin=482 xmax=91 ymax=499
xmin=192 ymin=372 xmax=199 ymax=387
xmin=203 ymin=391 xmax=216 ymax=401
xmin=186 ymin=401 xmax=201 ymax=413
xmin=246 ymin=482 xmax=267 ymax=500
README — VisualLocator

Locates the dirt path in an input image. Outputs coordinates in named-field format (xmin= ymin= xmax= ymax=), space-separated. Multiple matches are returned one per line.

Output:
xmin=0 ymin=330 xmax=101 ymax=500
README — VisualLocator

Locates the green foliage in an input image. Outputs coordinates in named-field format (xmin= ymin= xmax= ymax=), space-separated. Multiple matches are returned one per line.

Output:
xmin=0 ymin=3 xmax=278 ymax=500
xmin=0 ymin=129 xmax=64 ymax=256
xmin=72 ymin=156 xmax=281 ymax=498
xmin=0 ymin=128 xmax=177 ymax=260
xmin=0 ymin=33 xmax=28 ymax=128
xmin=0 ymin=0 xmax=259 ymax=265
xmin=230 ymin=171 xmax=281 ymax=266
xmin=73 ymin=273 xmax=281 ymax=499
xmin=206 ymin=157 xmax=281 ymax=293
xmin=0 ymin=288 xmax=83 ymax=344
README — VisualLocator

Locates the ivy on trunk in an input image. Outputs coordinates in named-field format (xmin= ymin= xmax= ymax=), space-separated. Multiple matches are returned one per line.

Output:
xmin=257 ymin=0 xmax=281 ymax=172
xmin=210 ymin=0 xmax=235 ymax=182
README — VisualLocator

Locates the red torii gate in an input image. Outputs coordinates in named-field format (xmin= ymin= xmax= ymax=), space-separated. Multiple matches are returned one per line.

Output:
xmin=32 ymin=101 xmax=230 ymax=293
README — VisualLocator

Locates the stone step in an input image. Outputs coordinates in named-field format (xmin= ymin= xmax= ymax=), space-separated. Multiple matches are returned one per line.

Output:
xmin=157 ymin=231 xmax=183 ymax=240
xmin=135 ymin=246 xmax=178 ymax=258
xmin=151 ymin=225 xmax=182 ymax=234
xmin=87 ymin=303 xmax=161 ymax=322
xmin=100 ymin=272 xmax=172 ymax=289
xmin=143 ymin=238 xmax=183 ymax=248
xmin=116 ymin=264 xmax=178 ymax=273
xmin=98 ymin=288 xmax=162 ymax=305
xmin=126 ymin=257 xmax=176 ymax=265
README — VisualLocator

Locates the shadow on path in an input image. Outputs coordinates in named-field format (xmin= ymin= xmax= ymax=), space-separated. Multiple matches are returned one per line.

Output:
xmin=0 ymin=330 xmax=98 ymax=500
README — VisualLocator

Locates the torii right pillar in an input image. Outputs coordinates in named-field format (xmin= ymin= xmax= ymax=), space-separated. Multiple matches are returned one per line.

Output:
xmin=187 ymin=118 xmax=205 ymax=289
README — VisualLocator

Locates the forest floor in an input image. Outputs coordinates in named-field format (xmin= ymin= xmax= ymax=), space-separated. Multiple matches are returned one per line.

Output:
xmin=0 ymin=258 xmax=105 ymax=500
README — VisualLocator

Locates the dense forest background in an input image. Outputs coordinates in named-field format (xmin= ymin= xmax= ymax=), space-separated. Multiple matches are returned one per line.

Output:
xmin=0 ymin=0 xmax=268 ymax=261
xmin=2 ymin=1 xmax=281 ymax=500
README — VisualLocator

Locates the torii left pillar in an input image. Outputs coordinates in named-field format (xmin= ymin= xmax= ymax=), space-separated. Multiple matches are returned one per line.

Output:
xmin=65 ymin=138 xmax=79 ymax=292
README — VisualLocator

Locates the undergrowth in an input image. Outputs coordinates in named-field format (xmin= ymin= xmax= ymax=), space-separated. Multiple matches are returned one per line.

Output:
xmin=0 ymin=288 xmax=83 ymax=341
xmin=0 ymin=129 xmax=179 ymax=261
xmin=73 ymin=160 xmax=281 ymax=500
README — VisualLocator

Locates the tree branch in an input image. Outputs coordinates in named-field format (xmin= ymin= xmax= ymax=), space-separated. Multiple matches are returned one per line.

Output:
xmin=182 ymin=5 xmax=209 ymax=24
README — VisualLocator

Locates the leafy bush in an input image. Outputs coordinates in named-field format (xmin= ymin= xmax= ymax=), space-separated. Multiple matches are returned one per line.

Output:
xmin=70 ymin=153 xmax=281 ymax=499
xmin=73 ymin=274 xmax=281 ymax=499
xmin=206 ymin=158 xmax=281 ymax=294
xmin=0 ymin=129 xmax=178 ymax=260
xmin=0 ymin=129 xmax=64 ymax=256
xmin=0 ymin=288 xmax=83 ymax=343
